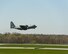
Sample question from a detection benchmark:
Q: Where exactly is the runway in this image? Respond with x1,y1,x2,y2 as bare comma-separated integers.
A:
0,47,68,50
0,44,68,50
39,48,68,50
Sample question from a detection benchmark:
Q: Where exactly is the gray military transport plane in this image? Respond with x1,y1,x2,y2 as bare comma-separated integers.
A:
10,21,37,30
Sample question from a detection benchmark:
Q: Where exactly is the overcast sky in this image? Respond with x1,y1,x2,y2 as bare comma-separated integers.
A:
0,0,68,34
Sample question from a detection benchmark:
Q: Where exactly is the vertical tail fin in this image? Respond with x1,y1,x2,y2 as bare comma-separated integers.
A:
10,21,15,28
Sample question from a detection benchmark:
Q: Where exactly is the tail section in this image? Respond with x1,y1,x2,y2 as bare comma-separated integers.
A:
10,21,15,28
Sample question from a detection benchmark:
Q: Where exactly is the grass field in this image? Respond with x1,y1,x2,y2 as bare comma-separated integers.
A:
0,44,68,54
0,49,68,54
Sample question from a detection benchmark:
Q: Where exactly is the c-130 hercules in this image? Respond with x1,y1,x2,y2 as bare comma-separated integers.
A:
10,21,37,30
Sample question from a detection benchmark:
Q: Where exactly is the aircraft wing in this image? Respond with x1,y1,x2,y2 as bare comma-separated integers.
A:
20,25,28,30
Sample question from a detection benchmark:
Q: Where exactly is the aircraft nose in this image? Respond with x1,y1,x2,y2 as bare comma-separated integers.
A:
34,25,37,28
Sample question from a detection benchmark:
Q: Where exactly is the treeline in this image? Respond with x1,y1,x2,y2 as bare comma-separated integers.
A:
0,33,68,44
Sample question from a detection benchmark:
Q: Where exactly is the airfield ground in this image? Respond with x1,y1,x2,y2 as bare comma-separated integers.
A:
0,44,68,54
